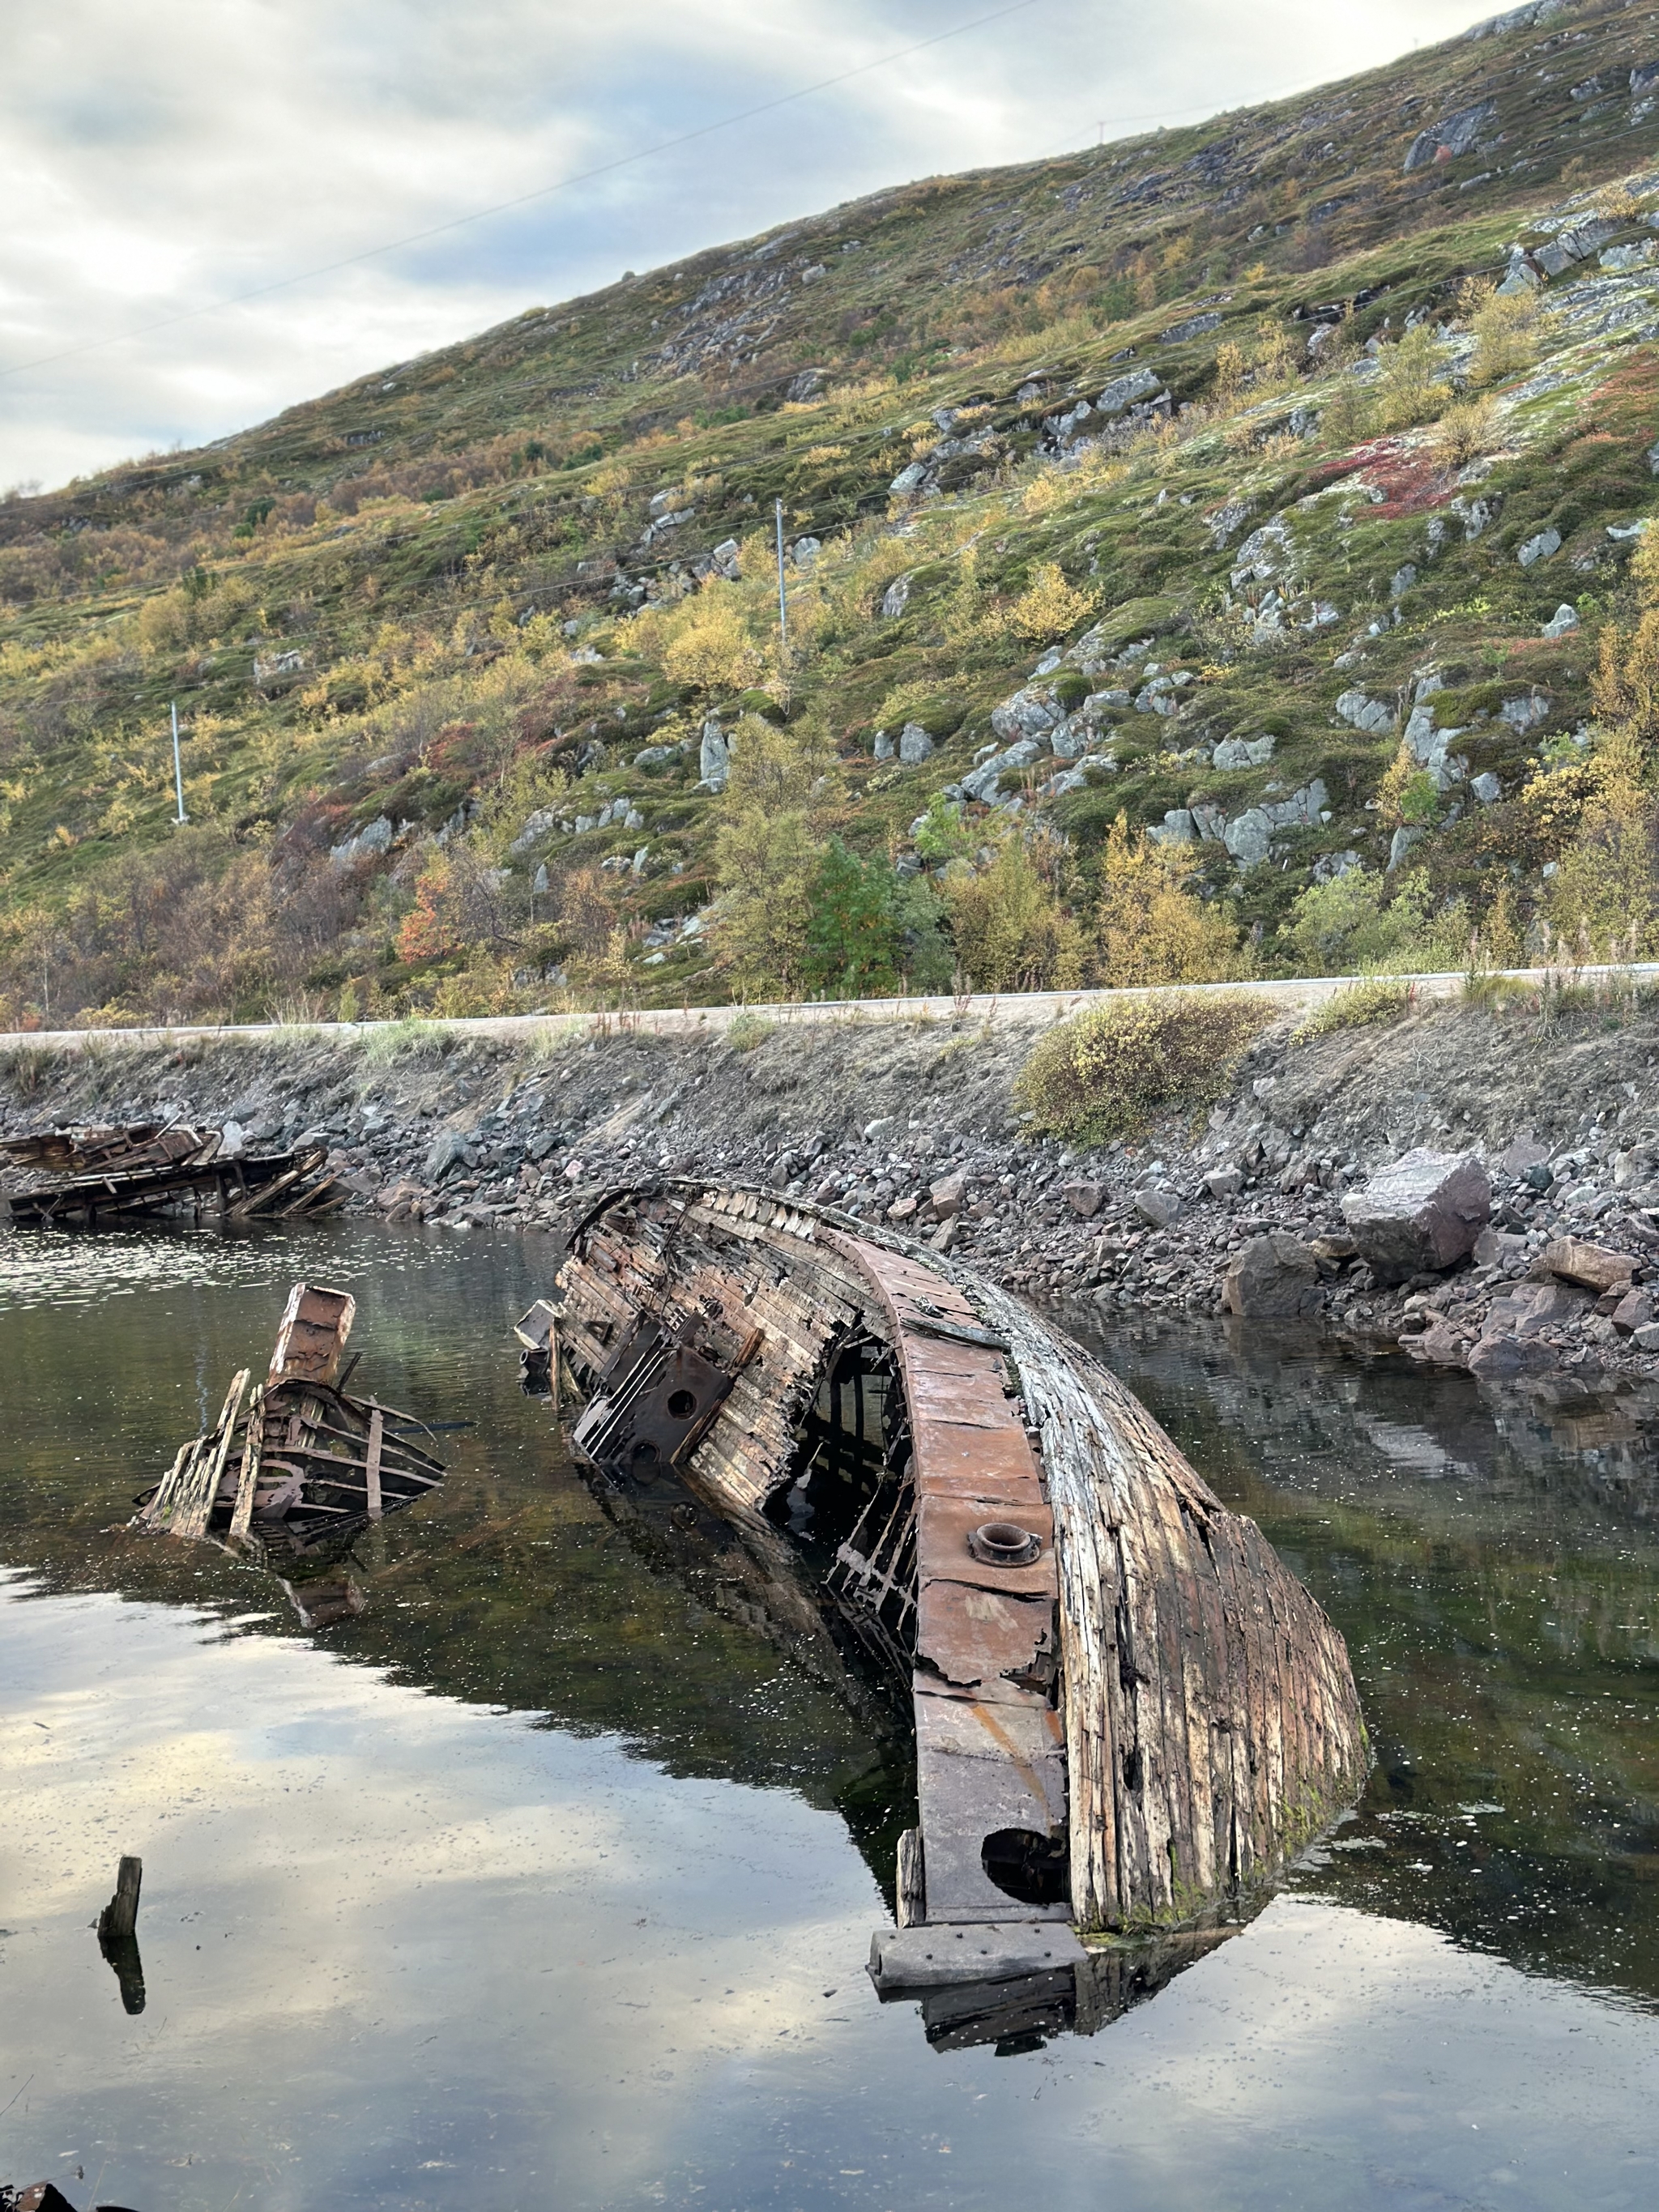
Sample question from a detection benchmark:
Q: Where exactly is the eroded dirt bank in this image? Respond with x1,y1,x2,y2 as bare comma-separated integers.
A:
6,997,1659,1395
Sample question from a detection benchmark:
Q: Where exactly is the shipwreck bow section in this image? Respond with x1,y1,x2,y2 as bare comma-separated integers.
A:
545,1182,1368,1952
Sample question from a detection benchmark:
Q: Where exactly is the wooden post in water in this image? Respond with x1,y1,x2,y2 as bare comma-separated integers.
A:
96,1855,146,2014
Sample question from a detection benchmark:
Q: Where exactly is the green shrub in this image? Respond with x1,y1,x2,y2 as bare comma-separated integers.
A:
1015,991,1276,1144
1294,976,1413,1038
726,1011,774,1051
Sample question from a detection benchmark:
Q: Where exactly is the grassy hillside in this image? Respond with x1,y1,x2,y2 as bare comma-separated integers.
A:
6,0,1659,1025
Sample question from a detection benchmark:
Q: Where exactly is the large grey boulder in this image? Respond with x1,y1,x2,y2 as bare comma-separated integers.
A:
698,718,731,792
1403,96,1497,171
1221,1232,1322,1318
1342,1149,1491,1282
989,687,1062,744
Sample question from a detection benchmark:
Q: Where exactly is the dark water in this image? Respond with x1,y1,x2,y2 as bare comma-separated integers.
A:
2,1219,1657,2212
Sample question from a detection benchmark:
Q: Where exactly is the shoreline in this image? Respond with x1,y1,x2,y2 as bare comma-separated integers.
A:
9,991,1659,1403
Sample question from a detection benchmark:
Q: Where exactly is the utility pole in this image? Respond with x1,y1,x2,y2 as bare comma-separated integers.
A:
170,702,188,825
774,498,788,650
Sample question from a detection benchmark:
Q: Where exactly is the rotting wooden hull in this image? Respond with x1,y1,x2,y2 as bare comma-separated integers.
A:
2,1121,346,1228
137,1281,447,1561
545,1181,1369,1959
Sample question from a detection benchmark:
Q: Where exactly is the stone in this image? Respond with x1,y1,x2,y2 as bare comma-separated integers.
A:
989,688,1063,744
1134,1186,1181,1230
1610,1288,1653,1334
1484,1281,1586,1337
1473,1225,1528,1267
1212,735,1275,769
1223,808,1273,867
698,718,730,792
1470,771,1502,804
863,1115,900,1141
1095,365,1162,416
1388,826,1423,870
425,1129,476,1182
632,743,681,770
881,573,913,619
1205,1167,1244,1200
1151,809,1196,844
1335,689,1396,735
962,739,1044,802
1541,603,1579,639
1498,1135,1550,1174
791,536,821,570
1541,1237,1636,1294
1061,1178,1107,1217
888,1194,919,1222
1403,96,1497,171
1517,527,1561,568
1342,1148,1491,1283
873,730,894,761
898,722,936,764
1401,1319,1471,1366
1499,688,1550,732
1466,1330,1556,1380
928,1170,967,1220
1634,1321,1659,1353
1220,1232,1321,1318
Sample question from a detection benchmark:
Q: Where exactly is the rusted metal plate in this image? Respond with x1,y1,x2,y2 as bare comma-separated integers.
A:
915,1494,1055,1597
269,1283,356,1383
913,1690,1070,1922
570,1319,737,1475
915,1582,1056,1701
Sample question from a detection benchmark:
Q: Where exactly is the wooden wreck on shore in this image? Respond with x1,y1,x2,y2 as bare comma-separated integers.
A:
532,1180,1369,2008
137,1282,447,1558
2,1122,345,1229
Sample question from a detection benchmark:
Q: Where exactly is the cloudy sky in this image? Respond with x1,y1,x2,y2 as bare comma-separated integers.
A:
2,0,1487,492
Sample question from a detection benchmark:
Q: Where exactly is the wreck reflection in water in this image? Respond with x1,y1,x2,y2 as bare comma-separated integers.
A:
2,1217,1657,2210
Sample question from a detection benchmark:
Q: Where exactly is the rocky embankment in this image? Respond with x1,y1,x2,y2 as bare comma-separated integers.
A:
7,996,1659,1396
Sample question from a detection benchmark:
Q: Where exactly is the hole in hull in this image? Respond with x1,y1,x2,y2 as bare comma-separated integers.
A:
981,1826,1070,1907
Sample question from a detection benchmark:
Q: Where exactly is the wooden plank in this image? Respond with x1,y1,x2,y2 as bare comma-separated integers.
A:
365,1406,384,1521
228,1384,266,1542
167,1370,249,1540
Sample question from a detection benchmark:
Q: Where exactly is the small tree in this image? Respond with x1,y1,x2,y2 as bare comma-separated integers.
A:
943,834,1085,991
803,839,901,997
1008,562,1097,646
1092,813,1251,986
711,808,819,999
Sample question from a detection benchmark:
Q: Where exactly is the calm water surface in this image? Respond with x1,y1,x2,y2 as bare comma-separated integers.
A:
2,1217,1657,2211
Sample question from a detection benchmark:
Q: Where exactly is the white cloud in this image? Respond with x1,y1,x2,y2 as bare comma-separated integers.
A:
1,2,1486,489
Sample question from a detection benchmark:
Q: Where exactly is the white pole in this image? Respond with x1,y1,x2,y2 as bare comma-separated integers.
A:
171,701,188,825
774,498,788,649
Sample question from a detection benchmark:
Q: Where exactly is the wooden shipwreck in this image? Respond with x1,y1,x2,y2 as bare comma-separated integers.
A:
536,1181,1369,2005
137,1281,446,1557
2,1122,346,1229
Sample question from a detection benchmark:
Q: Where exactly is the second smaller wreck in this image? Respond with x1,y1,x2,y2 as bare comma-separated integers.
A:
138,1281,446,1553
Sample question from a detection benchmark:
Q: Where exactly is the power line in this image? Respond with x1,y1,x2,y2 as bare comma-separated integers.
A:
0,0,1048,383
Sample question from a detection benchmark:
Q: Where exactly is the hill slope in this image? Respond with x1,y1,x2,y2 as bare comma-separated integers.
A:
6,0,1659,1025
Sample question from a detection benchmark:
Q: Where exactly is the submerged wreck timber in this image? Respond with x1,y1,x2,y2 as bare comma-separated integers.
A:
538,1182,1369,1992
2,1121,345,1228
137,1281,447,1557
